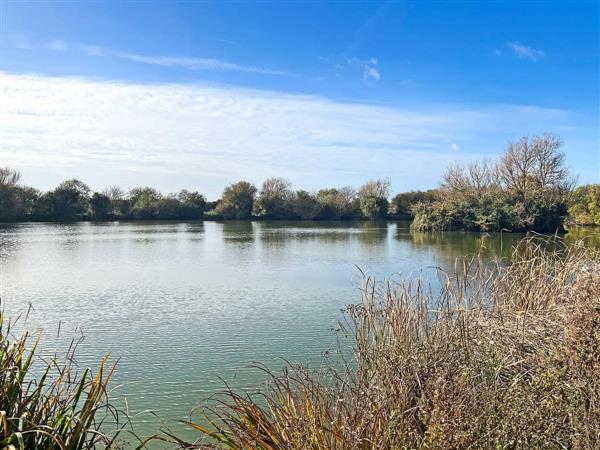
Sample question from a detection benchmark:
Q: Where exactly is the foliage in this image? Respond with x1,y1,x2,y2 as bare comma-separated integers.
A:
254,177,295,219
358,195,388,219
413,134,571,232
36,179,92,221
568,184,600,226
0,136,589,228
314,187,360,220
390,190,437,219
90,193,112,219
216,181,257,219
358,179,390,219
0,309,129,449
177,190,207,219
178,237,600,449
292,190,320,220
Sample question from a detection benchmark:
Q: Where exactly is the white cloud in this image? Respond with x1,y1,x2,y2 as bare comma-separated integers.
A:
15,40,33,50
47,40,67,51
364,66,381,82
508,42,545,61
0,73,585,197
450,143,459,151
329,56,381,82
362,58,380,82
61,42,285,75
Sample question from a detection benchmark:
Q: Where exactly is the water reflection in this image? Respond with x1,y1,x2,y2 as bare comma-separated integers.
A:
0,220,597,441
565,226,600,247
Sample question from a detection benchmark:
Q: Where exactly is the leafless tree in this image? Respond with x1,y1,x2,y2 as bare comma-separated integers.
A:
499,133,570,198
338,186,357,204
0,167,21,186
260,177,294,202
441,159,499,194
359,179,390,199
103,185,125,201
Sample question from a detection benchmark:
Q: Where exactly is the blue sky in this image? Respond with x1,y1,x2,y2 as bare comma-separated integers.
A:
1,1,598,198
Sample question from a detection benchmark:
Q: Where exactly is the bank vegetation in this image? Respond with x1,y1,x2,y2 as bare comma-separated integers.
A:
0,133,598,232
1,235,599,449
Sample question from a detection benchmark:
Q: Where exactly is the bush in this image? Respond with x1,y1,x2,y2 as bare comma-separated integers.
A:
568,184,600,226
215,181,257,220
390,190,437,219
412,134,571,232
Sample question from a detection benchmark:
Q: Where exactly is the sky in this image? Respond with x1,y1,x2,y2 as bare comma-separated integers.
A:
1,1,598,199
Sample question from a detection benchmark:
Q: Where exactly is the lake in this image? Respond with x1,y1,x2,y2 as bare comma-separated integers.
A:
0,221,595,441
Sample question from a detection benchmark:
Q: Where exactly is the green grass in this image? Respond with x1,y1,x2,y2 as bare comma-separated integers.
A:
0,310,137,449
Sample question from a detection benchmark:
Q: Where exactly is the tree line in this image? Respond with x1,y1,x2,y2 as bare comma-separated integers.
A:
0,170,394,222
0,133,598,231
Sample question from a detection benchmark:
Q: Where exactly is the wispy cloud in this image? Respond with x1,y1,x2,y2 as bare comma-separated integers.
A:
328,56,381,82
363,58,381,82
47,39,67,51
48,41,285,75
508,42,545,61
2,73,591,197
15,39,33,50
215,38,237,45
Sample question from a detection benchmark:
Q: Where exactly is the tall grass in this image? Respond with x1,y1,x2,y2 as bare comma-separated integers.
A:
2,236,598,449
181,236,600,449
0,310,130,450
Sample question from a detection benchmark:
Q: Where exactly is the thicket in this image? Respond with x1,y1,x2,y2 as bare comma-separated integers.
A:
411,134,573,232
568,184,600,226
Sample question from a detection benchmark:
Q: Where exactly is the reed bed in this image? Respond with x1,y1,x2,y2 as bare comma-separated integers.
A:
181,236,600,449
0,311,132,450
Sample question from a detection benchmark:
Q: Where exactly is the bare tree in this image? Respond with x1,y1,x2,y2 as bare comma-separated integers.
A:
103,186,125,201
260,177,294,202
441,163,470,193
359,179,391,199
441,159,499,194
338,186,357,204
0,167,21,186
499,133,570,198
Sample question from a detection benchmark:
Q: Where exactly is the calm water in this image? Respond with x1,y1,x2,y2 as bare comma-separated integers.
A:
0,221,596,441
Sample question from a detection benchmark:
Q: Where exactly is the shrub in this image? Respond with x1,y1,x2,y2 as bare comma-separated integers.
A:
215,181,257,220
568,184,600,226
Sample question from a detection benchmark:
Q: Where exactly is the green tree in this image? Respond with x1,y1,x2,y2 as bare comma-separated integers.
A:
47,179,91,220
0,168,39,221
412,134,571,232
177,190,206,219
128,187,161,219
215,181,257,219
90,193,112,219
293,190,319,220
103,186,129,216
358,179,390,219
568,184,600,226
255,177,295,219
390,190,437,219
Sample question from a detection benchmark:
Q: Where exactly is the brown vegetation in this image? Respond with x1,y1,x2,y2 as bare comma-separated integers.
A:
180,236,600,449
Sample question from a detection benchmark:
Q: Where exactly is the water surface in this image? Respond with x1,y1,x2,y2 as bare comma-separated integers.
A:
1,221,593,440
